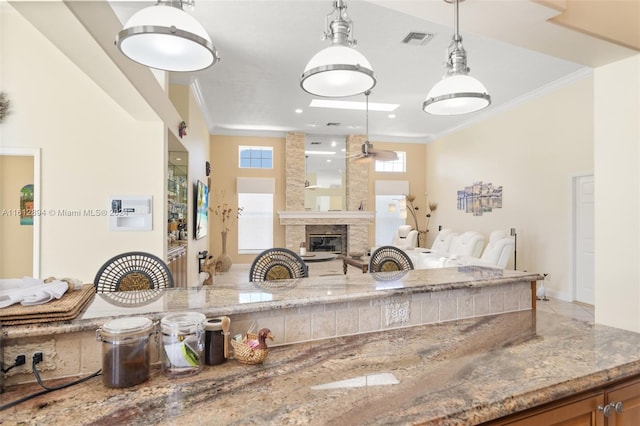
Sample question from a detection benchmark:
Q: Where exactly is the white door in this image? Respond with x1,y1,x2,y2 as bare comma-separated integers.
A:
575,175,595,305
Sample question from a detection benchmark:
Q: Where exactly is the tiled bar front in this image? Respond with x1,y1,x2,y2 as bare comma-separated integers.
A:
2,267,540,387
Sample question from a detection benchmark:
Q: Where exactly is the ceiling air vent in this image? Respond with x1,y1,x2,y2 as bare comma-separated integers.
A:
326,122,341,127
402,32,435,46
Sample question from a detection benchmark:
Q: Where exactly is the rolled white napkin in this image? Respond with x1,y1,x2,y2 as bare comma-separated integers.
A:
0,280,68,308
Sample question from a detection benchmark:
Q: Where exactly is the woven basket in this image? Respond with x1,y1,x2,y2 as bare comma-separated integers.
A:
230,332,269,365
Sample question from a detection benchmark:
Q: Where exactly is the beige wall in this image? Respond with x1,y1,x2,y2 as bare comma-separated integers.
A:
209,136,429,260
426,75,594,298
0,5,209,284
369,141,429,246
0,155,33,277
594,55,640,332
209,135,286,265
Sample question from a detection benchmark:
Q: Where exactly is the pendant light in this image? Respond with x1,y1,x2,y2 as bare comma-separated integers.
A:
116,0,219,72
423,0,490,115
300,0,376,98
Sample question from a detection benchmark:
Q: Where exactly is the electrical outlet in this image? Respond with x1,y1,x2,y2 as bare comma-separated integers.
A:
33,351,44,365
15,354,26,367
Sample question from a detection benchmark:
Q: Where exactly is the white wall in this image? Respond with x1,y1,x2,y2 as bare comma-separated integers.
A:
594,55,640,332
1,5,165,282
426,75,594,300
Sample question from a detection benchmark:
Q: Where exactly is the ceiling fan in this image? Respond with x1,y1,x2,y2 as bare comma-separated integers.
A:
350,90,399,163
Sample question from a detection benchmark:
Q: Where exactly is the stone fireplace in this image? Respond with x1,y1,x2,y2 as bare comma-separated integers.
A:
280,132,372,254
278,211,373,255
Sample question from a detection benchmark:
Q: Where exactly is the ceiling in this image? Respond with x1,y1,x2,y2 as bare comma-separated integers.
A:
109,0,638,146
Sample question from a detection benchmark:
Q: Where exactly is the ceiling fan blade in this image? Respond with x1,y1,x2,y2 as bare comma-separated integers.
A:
369,149,398,161
352,155,374,164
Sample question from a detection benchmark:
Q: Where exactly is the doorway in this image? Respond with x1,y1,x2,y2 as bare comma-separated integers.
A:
0,147,40,278
573,174,594,305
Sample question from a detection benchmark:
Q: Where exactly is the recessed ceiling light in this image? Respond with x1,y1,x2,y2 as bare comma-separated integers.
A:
331,141,337,147
388,114,396,119
310,99,399,112
295,108,303,114
327,159,332,163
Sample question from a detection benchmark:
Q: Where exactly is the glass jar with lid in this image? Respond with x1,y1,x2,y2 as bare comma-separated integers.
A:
160,311,206,377
97,316,155,388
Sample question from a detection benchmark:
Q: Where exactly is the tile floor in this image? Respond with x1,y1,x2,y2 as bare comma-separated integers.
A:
213,259,595,323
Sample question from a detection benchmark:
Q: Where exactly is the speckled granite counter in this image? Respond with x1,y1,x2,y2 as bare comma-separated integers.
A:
2,267,542,389
2,310,640,425
4,266,540,339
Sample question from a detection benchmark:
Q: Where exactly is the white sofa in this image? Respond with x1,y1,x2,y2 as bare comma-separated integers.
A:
429,228,457,254
417,230,486,269
390,225,418,250
462,234,514,268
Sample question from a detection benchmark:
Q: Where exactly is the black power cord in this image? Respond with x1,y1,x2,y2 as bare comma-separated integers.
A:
0,353,101,411
2,354,26,374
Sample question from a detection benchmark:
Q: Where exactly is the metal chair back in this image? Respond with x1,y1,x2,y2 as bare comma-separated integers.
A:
249,248,309,282
94,251,174,292
369,246,414,273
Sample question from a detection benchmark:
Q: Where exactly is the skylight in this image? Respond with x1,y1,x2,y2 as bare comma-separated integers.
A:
310,99,399,112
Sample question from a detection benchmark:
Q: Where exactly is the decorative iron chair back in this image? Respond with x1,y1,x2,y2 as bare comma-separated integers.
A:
369,246,414,273
94,251,174,293
249,248,309,282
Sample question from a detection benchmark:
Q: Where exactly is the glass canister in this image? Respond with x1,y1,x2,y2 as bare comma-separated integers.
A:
205,318,227,366
97,316,154,388
160,311,206,377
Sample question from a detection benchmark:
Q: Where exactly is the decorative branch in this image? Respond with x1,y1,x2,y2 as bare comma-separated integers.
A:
209,189,244,233
0,92,10,122
405,194,438,247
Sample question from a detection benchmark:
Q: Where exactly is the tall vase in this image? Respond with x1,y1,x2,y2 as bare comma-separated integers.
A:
216,231,233,273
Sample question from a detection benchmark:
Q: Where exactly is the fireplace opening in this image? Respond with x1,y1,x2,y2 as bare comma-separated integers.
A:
308,234,342,253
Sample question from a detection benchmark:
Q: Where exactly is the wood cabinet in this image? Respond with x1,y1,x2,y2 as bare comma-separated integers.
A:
485,376,640,426
607,378,640,426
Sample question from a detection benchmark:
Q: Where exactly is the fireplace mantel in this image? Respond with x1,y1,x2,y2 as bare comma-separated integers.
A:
278,211,374,225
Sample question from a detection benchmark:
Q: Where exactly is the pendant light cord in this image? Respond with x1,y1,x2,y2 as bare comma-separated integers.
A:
454,0,460,41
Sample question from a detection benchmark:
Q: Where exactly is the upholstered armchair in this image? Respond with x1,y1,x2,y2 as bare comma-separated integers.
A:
448,231,485,258
465,236,515,268
429,228,457,254
391,225,419,250
418,231,485,269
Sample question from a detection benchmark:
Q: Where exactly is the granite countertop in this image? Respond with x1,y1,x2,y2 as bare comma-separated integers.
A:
3,310,640,425
3,267,541,339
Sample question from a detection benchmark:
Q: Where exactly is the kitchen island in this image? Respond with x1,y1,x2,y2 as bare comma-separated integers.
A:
2,308,640,425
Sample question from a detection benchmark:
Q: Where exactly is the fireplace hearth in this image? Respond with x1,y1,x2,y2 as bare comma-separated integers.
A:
306,225,347,254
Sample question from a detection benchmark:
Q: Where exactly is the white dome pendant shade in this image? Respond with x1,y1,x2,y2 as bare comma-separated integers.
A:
300,0,375,98
302,45,375,98
424,74,490,115
423,0,490,115
116,1,219,72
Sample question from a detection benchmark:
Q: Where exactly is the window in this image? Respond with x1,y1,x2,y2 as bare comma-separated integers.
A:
374,180,409,246
237,194,273,254
375,195,406,246
239,146,273,169
375,151,406,172
237,178,275,254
